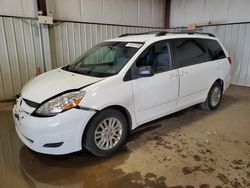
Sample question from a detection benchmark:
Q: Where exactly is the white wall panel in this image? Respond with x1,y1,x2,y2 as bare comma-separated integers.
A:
170,0,250,27
48,0,82,22
1,0,165,27
227,0,250,23
81,0,103,23
0,0,165,27
138,0,153,26
0,17,44,100
103,0,122,24
0,18,13,100
232,25,246,86
46,0,165,27
12,19,30,88
22,20,37,80
152,0,165,27
0,0,36,18
3,18,22,96
203,24,250,87
239,24,250,86
41,24,52,71
122,0,138,26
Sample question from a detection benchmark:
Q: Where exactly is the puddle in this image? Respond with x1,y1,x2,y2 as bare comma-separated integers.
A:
1,86,250,188
0,109,166,188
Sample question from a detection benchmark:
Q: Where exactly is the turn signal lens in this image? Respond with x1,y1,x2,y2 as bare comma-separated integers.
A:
63,97,83,110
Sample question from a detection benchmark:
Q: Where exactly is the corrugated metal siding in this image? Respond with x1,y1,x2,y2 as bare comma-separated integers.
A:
202,24,250,87
49,22,158,68
46,0,166,27
170,0,250,28
0,17,44,100
1,17,249,101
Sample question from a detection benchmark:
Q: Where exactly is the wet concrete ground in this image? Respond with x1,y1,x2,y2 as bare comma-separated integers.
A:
0,85,250,188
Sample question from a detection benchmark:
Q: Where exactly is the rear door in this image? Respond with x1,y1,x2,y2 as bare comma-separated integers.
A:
171,38,217,108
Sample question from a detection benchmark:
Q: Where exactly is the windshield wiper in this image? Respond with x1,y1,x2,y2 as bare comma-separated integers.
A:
62,65,114,78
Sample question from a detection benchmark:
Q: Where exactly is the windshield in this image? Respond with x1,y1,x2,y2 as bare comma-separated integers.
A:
63,42,143,77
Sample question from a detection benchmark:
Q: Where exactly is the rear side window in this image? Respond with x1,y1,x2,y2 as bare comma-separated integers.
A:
203,39,226,61
171,38,208,68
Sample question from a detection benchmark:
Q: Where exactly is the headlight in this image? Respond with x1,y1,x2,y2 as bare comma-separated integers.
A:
35,91,86,116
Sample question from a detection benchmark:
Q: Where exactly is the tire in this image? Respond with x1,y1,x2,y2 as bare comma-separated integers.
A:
83,109,128,157
200,82,223,111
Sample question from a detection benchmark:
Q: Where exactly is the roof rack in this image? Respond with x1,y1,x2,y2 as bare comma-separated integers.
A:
119,31,160,37
157,31,216,37
119,30,215,38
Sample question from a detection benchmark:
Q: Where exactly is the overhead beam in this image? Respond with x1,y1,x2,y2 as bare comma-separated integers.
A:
37,0,47,16
164,0,171,29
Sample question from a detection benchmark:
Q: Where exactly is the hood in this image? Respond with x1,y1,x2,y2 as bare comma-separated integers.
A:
21,68,103,103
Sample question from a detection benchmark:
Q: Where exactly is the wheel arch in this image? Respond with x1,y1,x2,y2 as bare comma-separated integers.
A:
82,105,133,148
101,105,133,133
214,78,224,92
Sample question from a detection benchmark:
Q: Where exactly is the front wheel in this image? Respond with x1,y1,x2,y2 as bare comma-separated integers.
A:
83,109,128,157
200,82,223,111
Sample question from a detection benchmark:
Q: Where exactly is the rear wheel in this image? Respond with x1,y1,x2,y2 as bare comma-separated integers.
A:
200,82,223,111
83,109,128,157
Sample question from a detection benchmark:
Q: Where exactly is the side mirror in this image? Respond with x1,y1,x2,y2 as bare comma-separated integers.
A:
136,66,154,77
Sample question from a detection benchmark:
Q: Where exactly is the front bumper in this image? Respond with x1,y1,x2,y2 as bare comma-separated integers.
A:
13,101,95,155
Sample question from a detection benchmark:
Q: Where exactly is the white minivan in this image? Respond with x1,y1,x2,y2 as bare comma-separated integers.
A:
13,31,232,157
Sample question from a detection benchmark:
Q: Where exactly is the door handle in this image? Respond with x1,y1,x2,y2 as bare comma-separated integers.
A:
170,74,178,79
180,71,188,77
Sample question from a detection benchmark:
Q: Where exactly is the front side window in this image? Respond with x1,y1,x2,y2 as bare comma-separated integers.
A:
136,40,171,73
64,42,143,77
172,38,208,68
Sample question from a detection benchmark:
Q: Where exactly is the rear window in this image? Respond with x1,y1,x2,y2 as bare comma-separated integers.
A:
202,39,226,61
171,38,208,68
171,38,226,68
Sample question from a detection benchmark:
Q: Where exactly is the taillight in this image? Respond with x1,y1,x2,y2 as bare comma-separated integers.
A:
228,57,232,65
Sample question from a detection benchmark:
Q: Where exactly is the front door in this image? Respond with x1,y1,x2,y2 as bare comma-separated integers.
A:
132,40,179,125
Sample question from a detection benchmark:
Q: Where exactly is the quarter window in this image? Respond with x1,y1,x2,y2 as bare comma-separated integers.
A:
203,39,226,61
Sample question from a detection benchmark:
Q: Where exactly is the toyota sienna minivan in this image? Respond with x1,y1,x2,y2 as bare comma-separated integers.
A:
13,31,232,157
